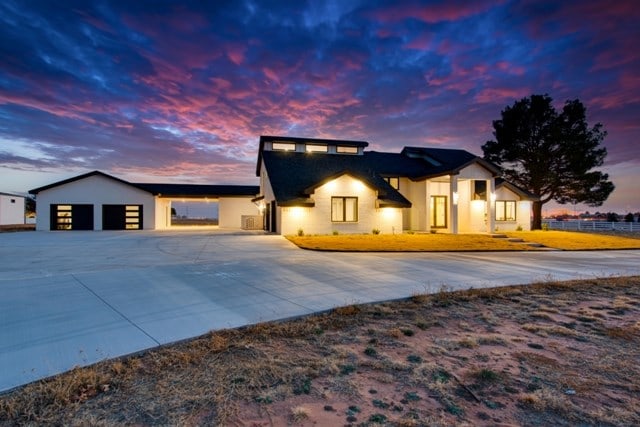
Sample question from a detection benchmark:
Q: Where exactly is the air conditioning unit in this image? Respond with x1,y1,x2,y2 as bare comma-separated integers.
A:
241,215,263,230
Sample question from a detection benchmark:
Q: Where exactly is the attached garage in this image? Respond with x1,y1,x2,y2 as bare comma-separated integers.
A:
30,171,260,231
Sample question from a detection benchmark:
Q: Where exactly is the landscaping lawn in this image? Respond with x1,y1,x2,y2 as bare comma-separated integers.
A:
1,276,639,426
506,230,640,250
287,233,536,251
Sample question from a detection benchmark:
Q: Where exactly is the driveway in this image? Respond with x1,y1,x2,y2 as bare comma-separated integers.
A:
1,230,639,392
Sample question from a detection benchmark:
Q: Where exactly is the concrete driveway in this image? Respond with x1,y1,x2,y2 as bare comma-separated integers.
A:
1,230,639,392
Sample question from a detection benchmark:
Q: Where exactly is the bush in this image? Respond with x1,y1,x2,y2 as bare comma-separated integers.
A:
297,228,304,236
372,228,381,235
332,230,339,235
516,225,523,231
541,223,549,231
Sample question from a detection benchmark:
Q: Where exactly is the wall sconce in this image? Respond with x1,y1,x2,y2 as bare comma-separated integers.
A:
452,192,459,205
490,192,496,202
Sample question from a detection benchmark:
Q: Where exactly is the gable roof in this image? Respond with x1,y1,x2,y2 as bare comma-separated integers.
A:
400,147,501,179
29,170,259,198
29,170,145,195
261,150,411,208
495,178,539,201
0,191,25,198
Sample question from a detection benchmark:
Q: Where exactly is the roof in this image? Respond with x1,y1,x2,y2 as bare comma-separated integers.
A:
400,147,501,179
134,183,259,198
29,170,258,198
29,171,141,195
495,178,539,201
256,135,369,176
0,191,25,198
261,150,412,208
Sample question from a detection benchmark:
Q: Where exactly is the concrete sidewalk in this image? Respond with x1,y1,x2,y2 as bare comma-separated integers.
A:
1,230,639,392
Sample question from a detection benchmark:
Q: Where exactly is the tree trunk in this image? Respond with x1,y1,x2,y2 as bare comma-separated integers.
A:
532,201,543,230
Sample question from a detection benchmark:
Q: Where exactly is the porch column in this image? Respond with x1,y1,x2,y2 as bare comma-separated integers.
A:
488,179,495,233
450,175,458,234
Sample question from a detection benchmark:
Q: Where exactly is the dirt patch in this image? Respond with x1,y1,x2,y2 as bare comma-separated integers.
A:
0,224,34,232
2,277,640,426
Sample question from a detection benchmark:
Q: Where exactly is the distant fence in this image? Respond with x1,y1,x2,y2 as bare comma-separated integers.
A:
544,220,640,232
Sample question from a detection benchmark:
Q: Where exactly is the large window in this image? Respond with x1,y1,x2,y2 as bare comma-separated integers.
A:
331,197,358,222
496,200,516,221
430,195,447,228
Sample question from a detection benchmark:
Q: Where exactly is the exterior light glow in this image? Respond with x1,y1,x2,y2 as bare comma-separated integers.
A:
352,180,365,191
490,192,496,202
452,192,459,205
290,207,305,219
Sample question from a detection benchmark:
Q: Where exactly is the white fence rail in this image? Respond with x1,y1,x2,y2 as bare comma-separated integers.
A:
544,220,640,232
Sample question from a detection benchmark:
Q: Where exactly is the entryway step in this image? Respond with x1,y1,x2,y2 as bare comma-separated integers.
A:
508,238,525,242
490,234,508,238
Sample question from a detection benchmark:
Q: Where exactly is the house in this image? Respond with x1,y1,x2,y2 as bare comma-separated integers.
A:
29,171,260,231
0,192,25,225
253,136,537,235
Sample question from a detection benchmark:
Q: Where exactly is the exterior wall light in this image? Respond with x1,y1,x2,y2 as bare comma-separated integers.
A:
453,192,459,205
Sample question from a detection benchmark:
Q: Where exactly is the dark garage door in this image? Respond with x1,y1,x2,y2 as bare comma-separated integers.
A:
102,205,143,230
50,204,94,230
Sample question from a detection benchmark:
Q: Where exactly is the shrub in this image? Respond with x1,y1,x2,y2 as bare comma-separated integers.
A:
332,230,339,235
541,223,549,231
297,228,304,236
372,228,381,235
516,225,523,231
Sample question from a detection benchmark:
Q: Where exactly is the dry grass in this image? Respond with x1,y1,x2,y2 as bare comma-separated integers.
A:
287,233,537,251
0,224,34,233
506,230,640,250
1,276,640,426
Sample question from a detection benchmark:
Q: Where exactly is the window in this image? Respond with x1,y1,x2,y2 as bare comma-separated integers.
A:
473,180,487,200
384,177,399,190
10,199,16,203
272,142,296,151
430,195,447,228
496,201,516,221
331,197,358,222
306,144,328,153
336,145,358,154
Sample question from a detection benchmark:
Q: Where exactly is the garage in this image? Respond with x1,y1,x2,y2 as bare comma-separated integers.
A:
102,205,143,230
50,204,94,230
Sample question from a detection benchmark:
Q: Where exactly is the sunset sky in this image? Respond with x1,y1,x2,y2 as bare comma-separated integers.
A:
0,0,638,213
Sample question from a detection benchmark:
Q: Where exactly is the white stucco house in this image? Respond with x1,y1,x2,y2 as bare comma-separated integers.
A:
0,192,25,225
253,136,537,235
29,171,259,231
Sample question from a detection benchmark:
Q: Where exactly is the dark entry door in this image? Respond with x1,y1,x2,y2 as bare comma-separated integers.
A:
270,200,276,232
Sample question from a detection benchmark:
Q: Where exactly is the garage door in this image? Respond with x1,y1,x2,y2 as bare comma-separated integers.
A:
102,205,143,230
50,204,94,230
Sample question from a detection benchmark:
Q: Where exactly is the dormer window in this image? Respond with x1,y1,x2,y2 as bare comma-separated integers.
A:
336,145,358,154
306,144,328,153
272,142,296,151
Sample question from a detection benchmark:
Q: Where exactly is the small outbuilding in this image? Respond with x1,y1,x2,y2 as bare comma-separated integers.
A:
29,171,260,231
0,192,25,225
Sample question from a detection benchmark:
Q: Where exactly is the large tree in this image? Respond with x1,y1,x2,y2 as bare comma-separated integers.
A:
482,94,614,229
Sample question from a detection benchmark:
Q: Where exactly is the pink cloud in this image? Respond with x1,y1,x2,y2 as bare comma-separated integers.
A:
370,0,503,23
474,87,529,104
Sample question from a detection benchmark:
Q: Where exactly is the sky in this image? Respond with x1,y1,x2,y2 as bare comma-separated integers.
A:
0,0,638,214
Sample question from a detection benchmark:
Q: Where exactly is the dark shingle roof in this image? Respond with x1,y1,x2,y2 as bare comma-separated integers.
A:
29,170,258,198
261,151,412,208
133,183,258,198
400,147,500,178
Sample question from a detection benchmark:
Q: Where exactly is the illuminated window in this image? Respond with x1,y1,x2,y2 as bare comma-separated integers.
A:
384,177,399,189
336,145,358,154
272,142,296,151
306,144,328,153
430,195,447,228
496,201,516,221
331,197,358,222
